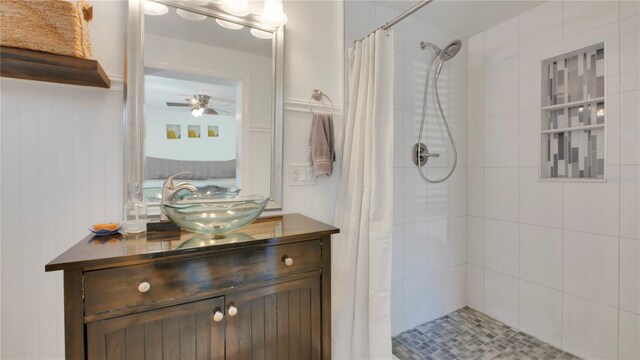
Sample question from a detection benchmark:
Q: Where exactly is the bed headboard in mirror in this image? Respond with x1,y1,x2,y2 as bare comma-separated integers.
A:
125,0,284,217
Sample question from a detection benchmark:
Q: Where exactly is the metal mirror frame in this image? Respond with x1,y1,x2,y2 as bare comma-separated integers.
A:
124,0,284,215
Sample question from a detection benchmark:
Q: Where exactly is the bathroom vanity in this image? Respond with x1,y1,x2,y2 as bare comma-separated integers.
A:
46,214,338,360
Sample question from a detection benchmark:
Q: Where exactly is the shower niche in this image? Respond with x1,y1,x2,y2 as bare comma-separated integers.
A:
541,42,605,180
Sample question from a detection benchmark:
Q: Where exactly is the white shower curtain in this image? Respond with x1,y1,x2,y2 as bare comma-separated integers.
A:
332,30,394,360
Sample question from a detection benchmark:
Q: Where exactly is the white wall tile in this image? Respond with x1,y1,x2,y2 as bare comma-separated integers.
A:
344,0,376,40
484,112,519,167
520,224,563,290
562,294,618,360
394,56,405,111
403,274,430,329
518,109,541,167
468,69,484,120
484,270,519,328
620,238,640,314
391,280,406,335
620,166,640,240
519,167,563,228
448,70,468,121
468,216,484,267
484,17,519,65
403,221,429,278
467,117,484,168
484,167,519,222
564,230,619,307
519,1,563,54
403,16,429,59
519,280,563,348
619,310,640,360
394,111,405,167
403,56,428,114
425,269,449,320
563,166,620,236
620,15,640,92
563,1,620,38
468,265,484,311
467,167,484,217
447,217,468,267
484,56,520,116
467,33,484,72
607,92,621,166
620,0,640,18
620,90,640,165
427,218,449,272
446,265,468,314
392,225,405,282
484,219,519,277
403,168,429,223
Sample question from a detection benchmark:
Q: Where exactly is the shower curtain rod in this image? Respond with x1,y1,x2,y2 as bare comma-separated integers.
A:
356,0,433,42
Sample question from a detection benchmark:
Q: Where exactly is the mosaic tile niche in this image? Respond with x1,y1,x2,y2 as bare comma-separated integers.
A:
541,43,605,179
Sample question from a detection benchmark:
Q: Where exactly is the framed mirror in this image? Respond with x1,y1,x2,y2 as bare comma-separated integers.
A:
125,0,284,218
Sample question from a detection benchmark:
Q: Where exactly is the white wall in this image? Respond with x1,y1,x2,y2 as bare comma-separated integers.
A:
0,0,343,358
467,1,640,359
345,1,470,336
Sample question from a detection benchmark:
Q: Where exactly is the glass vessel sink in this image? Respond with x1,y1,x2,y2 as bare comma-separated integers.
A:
161,192,269,235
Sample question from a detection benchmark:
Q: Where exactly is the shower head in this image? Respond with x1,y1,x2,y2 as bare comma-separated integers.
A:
420,39,462,61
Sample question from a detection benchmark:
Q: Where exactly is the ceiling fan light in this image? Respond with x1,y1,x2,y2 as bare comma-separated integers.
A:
259,0,287,27
176,8,207,21
216,18,244,30
221,0,250,17
250,28,273,40
191,107,205,117
144,0,168,16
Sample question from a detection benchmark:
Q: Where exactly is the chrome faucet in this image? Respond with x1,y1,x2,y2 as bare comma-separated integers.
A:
162,172,198,202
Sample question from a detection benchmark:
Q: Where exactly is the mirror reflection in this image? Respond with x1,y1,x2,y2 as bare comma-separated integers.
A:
142,2,275,204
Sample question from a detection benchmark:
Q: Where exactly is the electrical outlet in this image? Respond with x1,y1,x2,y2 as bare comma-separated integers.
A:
288,164,316,185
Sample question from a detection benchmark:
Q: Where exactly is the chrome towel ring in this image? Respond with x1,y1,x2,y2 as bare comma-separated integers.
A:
308,89,335,116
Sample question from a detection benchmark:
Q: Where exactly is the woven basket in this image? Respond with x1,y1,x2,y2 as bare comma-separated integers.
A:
0,0,93,59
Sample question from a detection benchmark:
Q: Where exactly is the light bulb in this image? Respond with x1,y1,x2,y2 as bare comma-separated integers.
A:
191,107,205,117
216,18,244,30
221,0,250,17
250,28,273,40
144,0,168,16
176,8,207,21
259,0,287,27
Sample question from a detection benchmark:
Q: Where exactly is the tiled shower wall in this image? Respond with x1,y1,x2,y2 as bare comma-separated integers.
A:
466,1,640,359
345,1,469,336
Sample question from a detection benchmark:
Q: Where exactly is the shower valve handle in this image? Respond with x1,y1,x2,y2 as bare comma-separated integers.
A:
423,152,440,158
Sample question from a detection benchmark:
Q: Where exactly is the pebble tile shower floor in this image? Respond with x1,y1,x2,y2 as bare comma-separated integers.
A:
392,307,581,360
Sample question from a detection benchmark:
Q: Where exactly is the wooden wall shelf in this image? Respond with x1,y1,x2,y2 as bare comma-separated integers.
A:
0,46,110,88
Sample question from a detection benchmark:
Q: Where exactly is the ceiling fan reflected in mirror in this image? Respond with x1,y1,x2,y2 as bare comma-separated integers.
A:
166,94,229,117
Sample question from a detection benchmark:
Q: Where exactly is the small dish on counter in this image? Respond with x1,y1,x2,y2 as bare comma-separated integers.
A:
89,224,122,236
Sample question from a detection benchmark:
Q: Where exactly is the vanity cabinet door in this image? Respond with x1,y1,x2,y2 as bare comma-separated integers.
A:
225,276,321,360
86,296,225,360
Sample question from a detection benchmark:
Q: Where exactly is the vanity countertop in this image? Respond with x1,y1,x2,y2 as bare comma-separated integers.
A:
45,213,339,272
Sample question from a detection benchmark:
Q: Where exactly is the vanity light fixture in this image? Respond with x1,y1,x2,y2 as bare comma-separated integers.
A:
259,0,287,27
221,0,250,17
250,28,273,40
216,18,244,30
144,0,169,16
176,8,207,21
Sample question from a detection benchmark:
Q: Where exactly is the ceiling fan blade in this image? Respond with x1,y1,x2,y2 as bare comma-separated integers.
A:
204,108,219,115
214,108,230,114
166,102,191,107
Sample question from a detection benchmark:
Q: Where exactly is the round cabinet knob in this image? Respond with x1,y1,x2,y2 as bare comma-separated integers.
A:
228,305,238,317
138,281,151,293
213,310,224,322
282,255,294,267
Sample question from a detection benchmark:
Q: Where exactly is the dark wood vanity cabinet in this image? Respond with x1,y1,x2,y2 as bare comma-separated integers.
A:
46,214,338,360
